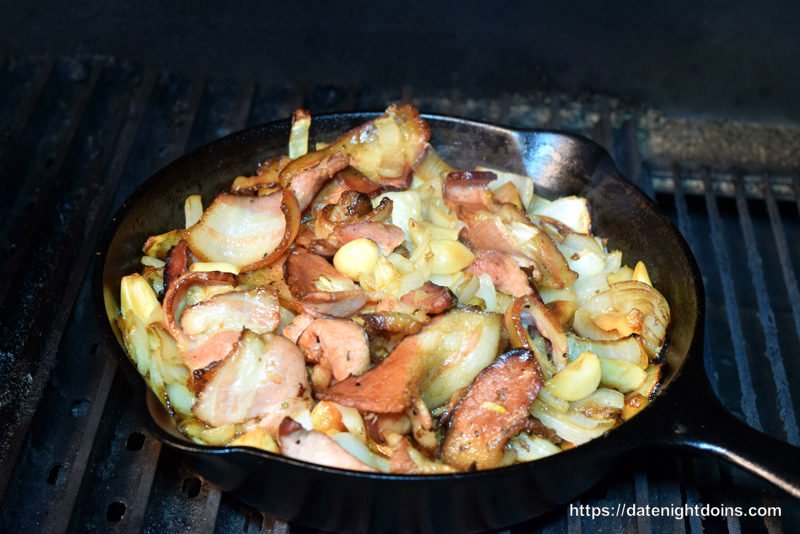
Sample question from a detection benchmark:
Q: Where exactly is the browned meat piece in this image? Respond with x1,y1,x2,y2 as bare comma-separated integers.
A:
319,309,501,413
180,287,280,336
285,247,367,317
442,170,497,210
280,104,430,207
281,313,316,343
317,334,424,413
400,281,457,315
296,318,370,383
442,349,542,470
336,167,383,196
278,418,377,472
281,152,351,211
314,192,393,239
466,250,532,297
161,270,239,369
329,222,405,255
362,312,424,337
458,205,576,289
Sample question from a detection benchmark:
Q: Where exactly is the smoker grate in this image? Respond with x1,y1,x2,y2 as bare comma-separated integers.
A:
0,55,797,533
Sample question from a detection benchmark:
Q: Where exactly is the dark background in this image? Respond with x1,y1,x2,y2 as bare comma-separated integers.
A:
1,0,799,123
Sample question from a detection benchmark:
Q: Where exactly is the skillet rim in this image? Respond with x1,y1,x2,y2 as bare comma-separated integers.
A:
93,110,705,482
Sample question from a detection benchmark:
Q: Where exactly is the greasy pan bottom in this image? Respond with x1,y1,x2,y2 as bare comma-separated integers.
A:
96,113,800,532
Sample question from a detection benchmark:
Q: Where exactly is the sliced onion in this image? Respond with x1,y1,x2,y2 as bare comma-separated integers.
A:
185,190,300,272
504,294,569,370
530,195,591,234
530,399,615,445
413,144,454,184
289,108,311,160
162,271,238,345
184,194,203,228
567,333,647,368
475,165,535,211
573,280,670,357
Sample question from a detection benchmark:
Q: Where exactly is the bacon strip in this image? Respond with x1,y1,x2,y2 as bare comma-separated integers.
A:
466,250,532,297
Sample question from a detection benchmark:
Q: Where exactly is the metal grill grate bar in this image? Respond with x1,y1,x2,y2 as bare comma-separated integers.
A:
59,72,205,532
763,176,800,362
0,61,105,501
732,174,800,444
0,58,54,173
701,170,763,428
39,66,157,534
0,61,101,302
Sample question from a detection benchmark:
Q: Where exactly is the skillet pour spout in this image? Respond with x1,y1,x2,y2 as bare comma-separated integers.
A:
96,112,800,532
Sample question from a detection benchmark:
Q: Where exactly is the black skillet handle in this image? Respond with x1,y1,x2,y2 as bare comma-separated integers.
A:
635,368,800,499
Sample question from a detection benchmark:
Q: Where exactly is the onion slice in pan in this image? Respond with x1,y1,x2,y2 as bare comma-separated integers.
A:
504,293,569,373
185,190,300,272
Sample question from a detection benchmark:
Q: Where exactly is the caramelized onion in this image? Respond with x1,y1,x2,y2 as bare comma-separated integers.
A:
162,271,238,344
504,293,569,371
163,239,190,293
337,167,383,196
280,104,429,195
231,155,290,194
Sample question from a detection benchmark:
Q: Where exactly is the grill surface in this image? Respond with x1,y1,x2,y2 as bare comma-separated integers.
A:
0,54,798,533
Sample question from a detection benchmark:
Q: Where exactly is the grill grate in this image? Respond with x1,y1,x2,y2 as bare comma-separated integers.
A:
0,55,798,533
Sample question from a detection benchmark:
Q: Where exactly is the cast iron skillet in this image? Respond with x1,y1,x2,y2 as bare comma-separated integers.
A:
96,112,800,533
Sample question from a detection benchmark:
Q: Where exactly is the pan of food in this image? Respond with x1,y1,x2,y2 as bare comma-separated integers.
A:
95,105,800,532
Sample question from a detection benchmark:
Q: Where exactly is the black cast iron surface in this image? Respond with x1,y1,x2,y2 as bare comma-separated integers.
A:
0,54,798,532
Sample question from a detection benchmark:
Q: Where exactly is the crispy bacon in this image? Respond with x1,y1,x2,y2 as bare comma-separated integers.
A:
314,192,393,240
317,334,425,413
162,271,238,347
280,153,350,211
319,309,501,412
180,287,280,336
231,155,290,193
336,167,383,196
279,104,430,197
